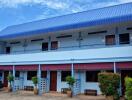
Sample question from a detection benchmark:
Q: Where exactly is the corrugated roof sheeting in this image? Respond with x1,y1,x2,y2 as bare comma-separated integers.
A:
0,2,132,38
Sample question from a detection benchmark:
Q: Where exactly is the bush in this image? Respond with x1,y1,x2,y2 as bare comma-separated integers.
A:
98,72,120,100
66,76,75,90
7,74,14,84
125,77,132,100
32,76,38,87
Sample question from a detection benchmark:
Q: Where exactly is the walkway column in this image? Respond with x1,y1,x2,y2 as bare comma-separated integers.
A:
113,62,116,73
38,64,41,95
12,65,15,92
71,63,74,77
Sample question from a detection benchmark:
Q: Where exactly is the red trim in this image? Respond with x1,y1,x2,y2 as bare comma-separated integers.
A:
41,64,71,71
116,62,132,69
74,63,113,70
15,65,38,71
0,65,13,70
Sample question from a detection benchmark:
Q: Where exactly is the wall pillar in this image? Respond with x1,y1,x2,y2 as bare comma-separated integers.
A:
113,62,116,73
37,64,41,95
71,63,74,77
115,27,119,45
48,36,51,51
12,65,15,92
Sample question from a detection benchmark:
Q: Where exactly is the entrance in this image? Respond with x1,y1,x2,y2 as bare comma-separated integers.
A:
50,71,57,91
4,71,9,87
121,70,132,95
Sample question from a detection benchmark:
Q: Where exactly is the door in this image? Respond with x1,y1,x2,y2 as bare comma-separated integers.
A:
121,70,132,95
50,71,57,91
105,35,115,45
4,71,9,87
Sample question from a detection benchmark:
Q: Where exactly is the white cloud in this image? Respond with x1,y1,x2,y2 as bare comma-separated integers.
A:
0,0,69,9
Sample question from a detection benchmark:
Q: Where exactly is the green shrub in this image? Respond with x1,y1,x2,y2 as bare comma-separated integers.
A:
7,74,14,84
32,76,38,87
66,76,75,90
98,72,120,100
125,77,132,100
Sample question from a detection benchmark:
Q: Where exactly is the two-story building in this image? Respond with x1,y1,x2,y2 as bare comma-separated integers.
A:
0,2,132,95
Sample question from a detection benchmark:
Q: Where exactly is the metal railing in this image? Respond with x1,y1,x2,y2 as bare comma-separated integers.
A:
1,43,132,55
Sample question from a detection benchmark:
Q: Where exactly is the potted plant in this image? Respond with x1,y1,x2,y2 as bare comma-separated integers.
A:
32,76,38,95
66,76,75,97
7,73,14,92
98,72,120,100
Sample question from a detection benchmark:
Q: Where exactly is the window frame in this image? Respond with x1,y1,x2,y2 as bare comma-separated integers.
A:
119,33,130,44
61,71,71,82
86,71,100,82
27,71,37,80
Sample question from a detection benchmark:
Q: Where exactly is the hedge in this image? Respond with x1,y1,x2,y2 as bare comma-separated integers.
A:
125,77,132,100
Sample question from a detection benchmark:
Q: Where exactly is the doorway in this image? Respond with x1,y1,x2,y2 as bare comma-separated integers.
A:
50,71,57,91
4,71,9,87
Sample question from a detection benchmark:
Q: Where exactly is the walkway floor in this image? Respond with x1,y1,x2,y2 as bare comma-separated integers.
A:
0,90,124,100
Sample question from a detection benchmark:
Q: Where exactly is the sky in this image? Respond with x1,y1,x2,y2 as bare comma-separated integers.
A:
0,0,132,31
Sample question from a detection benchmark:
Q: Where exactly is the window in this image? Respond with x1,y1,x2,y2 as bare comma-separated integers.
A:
51,41,58,50
105,35,115,45
6,47,10,54
15,71,20,77
86,71,100,82
27,71,37,80
61,71,71,81
119,33,130,44
42,42,48,51
41,71,47,78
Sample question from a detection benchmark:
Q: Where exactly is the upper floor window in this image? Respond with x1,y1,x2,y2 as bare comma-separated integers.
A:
6,47,11,54
61,71,71,82
105,35,115,45
119,33,130,44
51,41,58,50
86,71,100,82
42,42,48,51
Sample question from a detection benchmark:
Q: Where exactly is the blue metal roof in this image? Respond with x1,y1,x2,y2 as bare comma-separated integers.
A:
0,2,132,39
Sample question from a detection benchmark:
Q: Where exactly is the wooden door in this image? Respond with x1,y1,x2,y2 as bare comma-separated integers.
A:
50,71,57,91
4,71,9,87
105,35,115,45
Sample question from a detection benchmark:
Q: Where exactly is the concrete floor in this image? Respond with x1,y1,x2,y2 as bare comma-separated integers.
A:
0,90,124,100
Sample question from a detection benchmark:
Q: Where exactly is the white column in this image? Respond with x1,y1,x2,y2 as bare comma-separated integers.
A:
12,65,15,92
114,62,116,73
38,64,41,95
71,63,74,77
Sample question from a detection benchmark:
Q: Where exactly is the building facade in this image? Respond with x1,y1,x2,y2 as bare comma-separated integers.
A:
0,3,132,95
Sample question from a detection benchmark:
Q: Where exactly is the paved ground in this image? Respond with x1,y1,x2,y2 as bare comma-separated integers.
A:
0,90,106,100
0,90,124,100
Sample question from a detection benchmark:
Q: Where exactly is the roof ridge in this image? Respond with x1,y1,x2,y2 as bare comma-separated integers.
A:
5,2,132,28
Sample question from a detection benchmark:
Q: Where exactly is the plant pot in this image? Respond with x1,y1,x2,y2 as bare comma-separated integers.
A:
67,90,72,97
106,96,114,100
34,87,38,95
7,86,12,92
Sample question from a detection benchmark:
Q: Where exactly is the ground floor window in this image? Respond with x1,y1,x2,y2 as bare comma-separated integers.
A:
41,71,47,78
61,71,71,82
86,71,100,82
15,71,20,78
27,71,37,80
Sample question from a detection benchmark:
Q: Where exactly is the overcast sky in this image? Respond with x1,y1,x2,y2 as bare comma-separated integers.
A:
0,0,132,31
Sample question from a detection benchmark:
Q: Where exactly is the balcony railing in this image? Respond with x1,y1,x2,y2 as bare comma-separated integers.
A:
2,43,132,55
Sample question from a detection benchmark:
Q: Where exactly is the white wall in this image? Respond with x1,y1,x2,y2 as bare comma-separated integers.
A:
56,70,101,94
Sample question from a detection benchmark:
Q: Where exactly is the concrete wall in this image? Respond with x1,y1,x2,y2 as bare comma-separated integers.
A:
1,23,131,54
